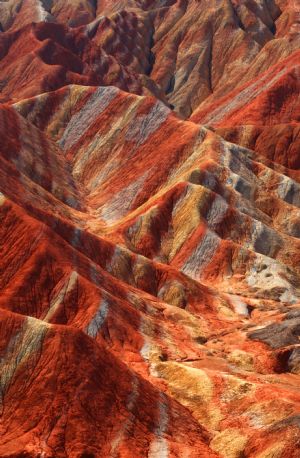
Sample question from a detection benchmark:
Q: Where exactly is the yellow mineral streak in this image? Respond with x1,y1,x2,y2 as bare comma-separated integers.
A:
227,349,254,371
245,400,295,429
163,304,209,341
48,85,88,139
169,184,208,259
221,374,255,403
155,361,222,431
256,443,285,458
210,428,248,458
0,192,5,205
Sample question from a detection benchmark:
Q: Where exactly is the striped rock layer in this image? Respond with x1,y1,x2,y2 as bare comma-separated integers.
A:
0,1,300,457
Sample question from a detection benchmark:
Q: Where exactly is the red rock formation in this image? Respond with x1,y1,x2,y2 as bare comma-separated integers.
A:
0,1,300,457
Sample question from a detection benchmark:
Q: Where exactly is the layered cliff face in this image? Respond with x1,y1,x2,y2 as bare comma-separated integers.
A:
0,1,300,457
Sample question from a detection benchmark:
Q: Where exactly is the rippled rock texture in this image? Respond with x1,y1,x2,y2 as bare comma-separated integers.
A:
0,1,300,457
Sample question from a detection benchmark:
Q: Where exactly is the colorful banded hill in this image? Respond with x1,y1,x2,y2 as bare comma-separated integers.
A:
0,1,300,457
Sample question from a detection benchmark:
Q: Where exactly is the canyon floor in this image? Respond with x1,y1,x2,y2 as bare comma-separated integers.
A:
0,1,300,457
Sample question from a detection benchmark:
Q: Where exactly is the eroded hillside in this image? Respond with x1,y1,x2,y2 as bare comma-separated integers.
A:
0,1,300,457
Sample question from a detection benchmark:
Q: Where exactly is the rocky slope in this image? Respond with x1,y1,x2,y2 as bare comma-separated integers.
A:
0,1,300,457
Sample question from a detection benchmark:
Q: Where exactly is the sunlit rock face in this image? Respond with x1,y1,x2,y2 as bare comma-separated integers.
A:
0,0,300,456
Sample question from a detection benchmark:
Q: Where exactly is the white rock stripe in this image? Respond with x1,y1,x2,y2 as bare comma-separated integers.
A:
0,317,49,410
99,171,149,223
181,228,220,279
125,101,170,147
86,298,109,338
148,392,169,458
203,67,287,125
277,175,300,207
83,97,142,189
59,86,119,150
110,374,140,457
206,194,228,230
227,294,249,317
139,307,157,363
36,0,49,21
44,271,78,322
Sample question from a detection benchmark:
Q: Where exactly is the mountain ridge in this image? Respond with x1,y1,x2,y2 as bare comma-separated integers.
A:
0,1,300,457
